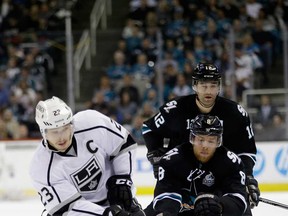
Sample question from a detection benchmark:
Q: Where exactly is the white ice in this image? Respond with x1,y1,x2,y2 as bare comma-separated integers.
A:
1,192,288,216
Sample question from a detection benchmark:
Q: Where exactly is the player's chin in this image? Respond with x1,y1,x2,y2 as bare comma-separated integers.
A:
204,96,214,102
57,143,69,151
198,154,211,163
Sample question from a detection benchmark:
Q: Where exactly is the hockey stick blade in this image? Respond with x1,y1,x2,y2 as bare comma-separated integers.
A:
259,197,288,210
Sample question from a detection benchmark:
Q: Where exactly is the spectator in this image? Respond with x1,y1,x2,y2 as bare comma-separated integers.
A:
254,94,279,129
138,101,156,121
234,43,254,102
163,63,178,100
130,114,145,145
164,38,185,70
118,74,140,105
86,91,114,117
189,8,211,37
232,19,249,43
125,24,143,53
11,79,37,110
95,75,116,103
177,26,193,51
219,0,240,21
252,18,276,71
155,0,171,28
182,60,194,85
130,53,154,80
122,18,137,39
172,73,192,97
7,92,26,122
106,50,130,80
2,108,20,139
255,113,287,141
129,0,156,24
0,118,9,139
5,56,20,84
135,37,157,63
0,79,10,109
214,8,231,39
116,91,138,125
142,87,158,110
245,0,263,20
18,123,29,139
164,8,186,39
193,35,213,63
241,33,266,86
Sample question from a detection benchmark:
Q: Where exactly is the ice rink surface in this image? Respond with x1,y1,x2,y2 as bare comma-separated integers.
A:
1,192,288,216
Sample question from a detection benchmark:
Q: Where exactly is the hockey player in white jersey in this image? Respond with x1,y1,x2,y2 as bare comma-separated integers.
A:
29,96,145,216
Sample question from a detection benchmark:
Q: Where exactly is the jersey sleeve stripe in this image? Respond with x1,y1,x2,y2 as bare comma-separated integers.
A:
50,194,82,215
47,153,61,203
119,134,136,152
153,192,182,209
71,208,102,215
75,126,125,139
128,151,132,175
238,153,257,164
142,124,151,135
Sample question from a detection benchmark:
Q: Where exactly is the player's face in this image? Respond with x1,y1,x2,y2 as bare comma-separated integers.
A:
192,134,218,163
194,80,220,106
45,124,73,152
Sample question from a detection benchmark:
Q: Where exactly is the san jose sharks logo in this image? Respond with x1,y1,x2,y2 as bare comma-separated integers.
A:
187,169,215,187
202,172,215,187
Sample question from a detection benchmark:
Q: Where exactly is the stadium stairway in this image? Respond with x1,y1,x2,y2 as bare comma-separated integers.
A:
49,0,130,108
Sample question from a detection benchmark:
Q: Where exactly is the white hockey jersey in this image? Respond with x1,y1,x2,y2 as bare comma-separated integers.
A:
29,109,138,216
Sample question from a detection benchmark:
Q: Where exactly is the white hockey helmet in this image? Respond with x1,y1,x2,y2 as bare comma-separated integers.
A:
35,96,73,133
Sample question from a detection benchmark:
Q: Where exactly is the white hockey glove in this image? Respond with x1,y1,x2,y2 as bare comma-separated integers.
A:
246,175,260,208
194,193,222,216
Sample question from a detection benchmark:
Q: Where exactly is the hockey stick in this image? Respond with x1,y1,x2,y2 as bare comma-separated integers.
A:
259,197,288,210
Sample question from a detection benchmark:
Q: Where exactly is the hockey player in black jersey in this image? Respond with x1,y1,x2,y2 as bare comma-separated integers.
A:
142,63,259,215
152,115,248,216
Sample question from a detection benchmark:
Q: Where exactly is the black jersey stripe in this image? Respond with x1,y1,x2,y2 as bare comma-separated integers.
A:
128,151,132,175
74,125,124,139
71,209,102,215
47,152,61,203
120,134,136,151
51,195,82,215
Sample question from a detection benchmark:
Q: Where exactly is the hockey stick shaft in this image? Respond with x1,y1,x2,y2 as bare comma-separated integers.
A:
259,197,288,210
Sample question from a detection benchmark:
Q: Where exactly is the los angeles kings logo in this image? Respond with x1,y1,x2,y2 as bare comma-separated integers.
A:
71,156,102,192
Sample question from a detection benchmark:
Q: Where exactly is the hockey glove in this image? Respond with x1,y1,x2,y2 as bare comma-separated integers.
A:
103,205,130,216
106,175,133,211
246,175,260,208
194,193,222,216
147,148,166,179
156,212,175,216
130,198,146,216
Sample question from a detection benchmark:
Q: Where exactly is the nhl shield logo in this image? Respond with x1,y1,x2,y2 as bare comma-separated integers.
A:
202,172,215,187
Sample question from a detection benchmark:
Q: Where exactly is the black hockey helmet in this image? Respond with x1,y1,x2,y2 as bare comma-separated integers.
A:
192,62,221,83
190,115,223,146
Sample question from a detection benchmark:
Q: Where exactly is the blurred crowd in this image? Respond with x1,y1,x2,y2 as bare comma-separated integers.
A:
85,0,288,143
0,0,288,141
0,0,69,139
